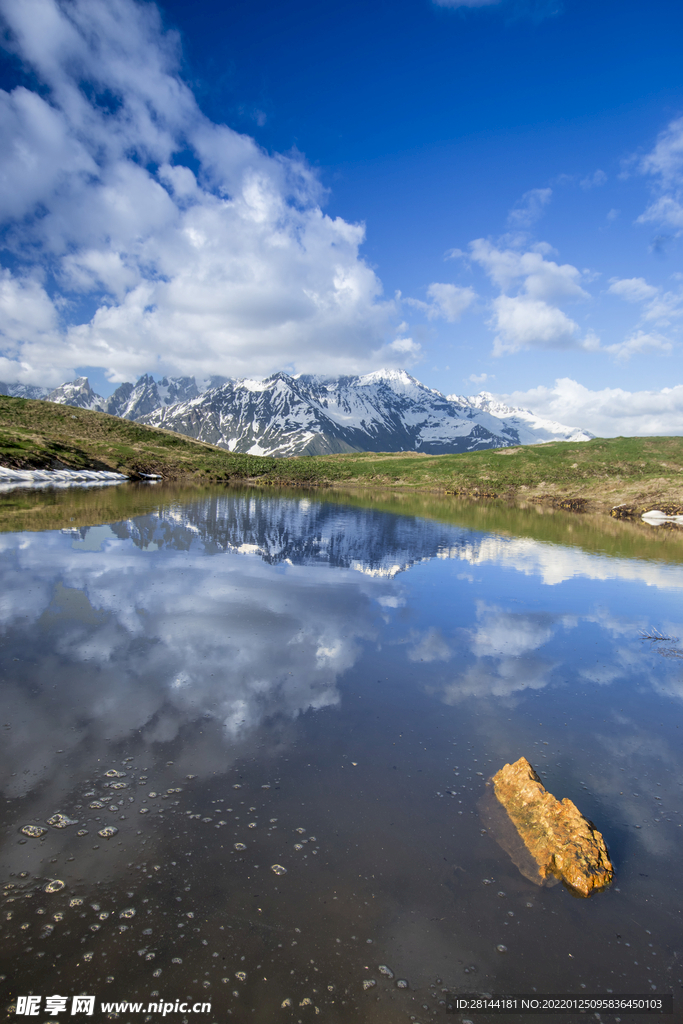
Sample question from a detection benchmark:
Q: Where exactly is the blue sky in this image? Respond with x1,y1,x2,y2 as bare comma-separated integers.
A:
1,0,683,434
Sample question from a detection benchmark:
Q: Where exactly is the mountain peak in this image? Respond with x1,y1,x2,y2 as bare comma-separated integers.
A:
9,369,591,455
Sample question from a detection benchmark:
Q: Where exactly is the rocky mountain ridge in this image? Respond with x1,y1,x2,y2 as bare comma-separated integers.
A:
0,369,591,456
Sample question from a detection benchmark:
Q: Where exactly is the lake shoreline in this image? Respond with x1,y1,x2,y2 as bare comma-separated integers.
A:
2,394,682,516
240,474,683,518
2,460,683,518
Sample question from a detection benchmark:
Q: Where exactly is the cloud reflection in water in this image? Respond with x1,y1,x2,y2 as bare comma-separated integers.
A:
1,492,683,812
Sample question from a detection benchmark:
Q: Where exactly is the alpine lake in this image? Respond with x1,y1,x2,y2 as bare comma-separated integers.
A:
2,483,683,1024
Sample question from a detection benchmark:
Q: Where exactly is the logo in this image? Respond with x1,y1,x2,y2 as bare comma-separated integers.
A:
15,997,95,1016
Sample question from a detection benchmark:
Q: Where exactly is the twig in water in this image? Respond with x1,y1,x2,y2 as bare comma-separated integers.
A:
639,628,678,642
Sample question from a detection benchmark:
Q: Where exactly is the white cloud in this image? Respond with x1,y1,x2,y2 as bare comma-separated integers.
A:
468,372,491,384
499,377,683,436
607,277,658,303
645,290,683,322
638,196,683,230
606,276,683,340
639,116,683,186
0,0,399,386
427,282,476,320
603,330,672,361
489,295,583,355
470,239,588,302
386,336,421,357
507,187,552,228
468,239,594,354
637,116,683,231
405,282,476,322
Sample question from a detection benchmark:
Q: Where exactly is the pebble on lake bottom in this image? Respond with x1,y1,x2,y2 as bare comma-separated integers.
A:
496,944,508,953
271,864,287,875
21,825,47,838
47,813,78,829
98,827,118,838
44,880,65,894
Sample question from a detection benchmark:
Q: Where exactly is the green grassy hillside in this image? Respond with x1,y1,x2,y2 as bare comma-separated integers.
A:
0,395,277,480
271,437,683,510
1,395,682,511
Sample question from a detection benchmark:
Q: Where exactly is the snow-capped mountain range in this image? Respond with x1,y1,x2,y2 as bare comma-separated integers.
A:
0,369,591,456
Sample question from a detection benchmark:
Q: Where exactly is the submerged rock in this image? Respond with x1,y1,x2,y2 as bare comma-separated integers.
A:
490,757,613,898
47,813,78,829
21,825,48,838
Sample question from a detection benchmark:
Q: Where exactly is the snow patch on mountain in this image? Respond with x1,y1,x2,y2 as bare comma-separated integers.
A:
0,369,592,456
449,391,592,444
47,377,106,411
0,381,53,400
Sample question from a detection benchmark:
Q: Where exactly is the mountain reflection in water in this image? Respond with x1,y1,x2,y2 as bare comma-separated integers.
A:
1,490,683,1022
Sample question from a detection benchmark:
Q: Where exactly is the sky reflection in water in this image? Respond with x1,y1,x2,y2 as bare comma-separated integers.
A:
1,492,683,1021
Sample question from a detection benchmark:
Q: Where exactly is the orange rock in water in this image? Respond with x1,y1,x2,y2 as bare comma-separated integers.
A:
491,757,614,898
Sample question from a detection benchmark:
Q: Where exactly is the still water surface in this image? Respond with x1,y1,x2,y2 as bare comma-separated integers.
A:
2,488,683,1022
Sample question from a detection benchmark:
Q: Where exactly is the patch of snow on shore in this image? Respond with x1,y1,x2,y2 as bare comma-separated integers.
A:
0,467,128,493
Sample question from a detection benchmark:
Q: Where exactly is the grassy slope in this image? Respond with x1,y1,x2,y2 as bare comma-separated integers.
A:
268,437,683,506
0,395,278,479
1,395,682,509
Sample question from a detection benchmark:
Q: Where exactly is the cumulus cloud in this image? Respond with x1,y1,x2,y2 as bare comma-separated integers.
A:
639,197,683,230
499,377,683,436
507,187,552,228
603,330,672,361
637,116,683,231
405,282,476,322
607,277,659,303
489,295,583,355
0,0,402,387
607,275,682,345
639,116,683,187
468,238,594,354
469,239,588,301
